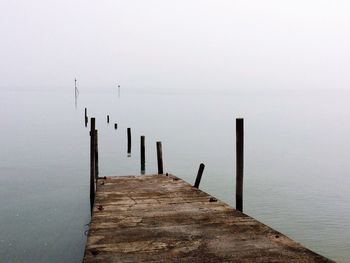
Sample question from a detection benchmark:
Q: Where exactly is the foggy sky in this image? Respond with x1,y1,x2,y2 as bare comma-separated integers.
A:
1,0,350,91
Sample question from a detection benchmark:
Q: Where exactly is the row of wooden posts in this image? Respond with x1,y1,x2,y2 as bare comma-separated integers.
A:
87,117,166,213
85,108,118,130
85,108,244,214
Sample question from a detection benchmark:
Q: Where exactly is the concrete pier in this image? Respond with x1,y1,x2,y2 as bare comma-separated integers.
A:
84,174,333,262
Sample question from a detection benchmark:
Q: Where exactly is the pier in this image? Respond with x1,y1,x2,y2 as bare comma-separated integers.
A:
84,174,333,262
83,116,333,262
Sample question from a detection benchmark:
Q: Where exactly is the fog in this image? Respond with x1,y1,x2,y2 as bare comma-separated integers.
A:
1,0,350,91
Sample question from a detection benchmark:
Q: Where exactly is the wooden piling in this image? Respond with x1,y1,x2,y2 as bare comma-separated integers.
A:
194,163,205,188
85,108,88,127
114,123,118,130
141,136,145,173
236,118,244,212
94,130,99,183
107,115,109,123
90,117,96,213
156,141,163,174
127,128,131,154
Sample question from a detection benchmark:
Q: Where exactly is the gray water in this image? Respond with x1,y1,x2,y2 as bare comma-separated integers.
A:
0,88,349,262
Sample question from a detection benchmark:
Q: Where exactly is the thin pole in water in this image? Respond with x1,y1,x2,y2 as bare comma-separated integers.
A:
236,118,244,212
74,78,79,109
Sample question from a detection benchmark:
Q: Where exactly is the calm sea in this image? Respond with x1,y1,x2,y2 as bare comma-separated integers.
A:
0,88,349,262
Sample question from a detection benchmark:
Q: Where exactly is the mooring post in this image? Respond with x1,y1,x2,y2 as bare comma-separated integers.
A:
107,115,109,123
156,141,163,174
114,123,118,130
141,136,145,173
236,118,244,212
85,108,88,127
194,163,205,188
90,117,96,214
94,129,99,183
127,128,131,154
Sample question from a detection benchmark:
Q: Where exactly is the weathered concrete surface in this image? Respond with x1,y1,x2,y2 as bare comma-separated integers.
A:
84,174,333,262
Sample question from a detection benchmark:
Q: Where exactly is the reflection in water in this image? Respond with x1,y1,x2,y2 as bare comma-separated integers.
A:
118,84,120,98
75,93,78,109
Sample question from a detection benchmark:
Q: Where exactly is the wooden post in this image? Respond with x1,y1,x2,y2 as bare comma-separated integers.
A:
156,141,163,174
194,163,205,188
127,128,131,154
236,118,244,212
85,108,88,127
140,136,145,173
95,130,99,183
114,123,118,130
90,117,96,214
107,115,109,123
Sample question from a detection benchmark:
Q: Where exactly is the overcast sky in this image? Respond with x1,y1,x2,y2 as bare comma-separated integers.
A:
1,0,350,91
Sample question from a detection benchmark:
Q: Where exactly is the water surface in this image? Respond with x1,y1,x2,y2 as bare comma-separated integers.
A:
0,88,349,262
